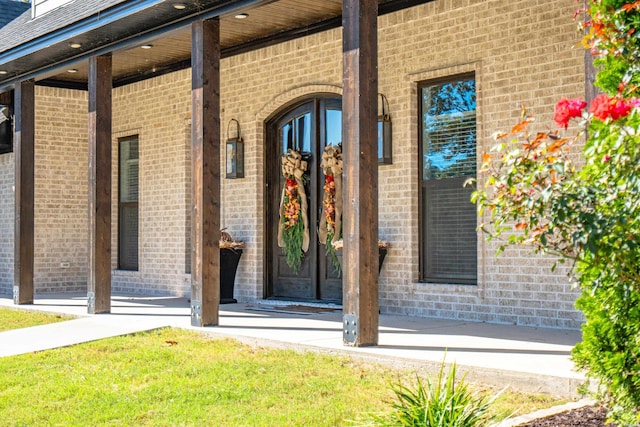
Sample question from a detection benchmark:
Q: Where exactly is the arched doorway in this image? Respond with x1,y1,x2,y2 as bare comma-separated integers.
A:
265,95,342,302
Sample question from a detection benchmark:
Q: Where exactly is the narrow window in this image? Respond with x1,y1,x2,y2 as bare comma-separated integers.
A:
0,98,12,155
118,136,139,271
419,74,477,284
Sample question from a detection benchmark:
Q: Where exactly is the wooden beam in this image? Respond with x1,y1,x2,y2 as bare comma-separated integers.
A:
87,54,112,314
341,0,379,346
13,81,35,305
584,1,598,103
585,52,598,104
191,18,221,327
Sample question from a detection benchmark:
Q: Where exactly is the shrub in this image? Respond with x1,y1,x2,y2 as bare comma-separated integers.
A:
472,1,640,423
360,362,495,427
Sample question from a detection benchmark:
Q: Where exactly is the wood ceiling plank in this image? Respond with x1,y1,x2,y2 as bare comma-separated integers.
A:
44,0,405,84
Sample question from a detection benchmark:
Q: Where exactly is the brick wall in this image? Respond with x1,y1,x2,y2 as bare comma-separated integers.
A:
33,87,89,293
216,0,585,327
372,0,585,328
1,0,585,328
0,87,88,295
223,35,343,300
111,72,192,295
0,152,13,294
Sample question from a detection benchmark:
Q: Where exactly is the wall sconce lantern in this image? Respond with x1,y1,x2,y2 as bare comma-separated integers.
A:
378,94,392,165
226,119,244,179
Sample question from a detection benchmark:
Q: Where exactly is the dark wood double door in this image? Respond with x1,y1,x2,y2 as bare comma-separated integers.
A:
266,96,342,302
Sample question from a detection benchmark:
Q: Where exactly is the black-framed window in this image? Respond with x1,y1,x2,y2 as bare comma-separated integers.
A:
118,135,139,271
419,74,477,284
0,104,13,155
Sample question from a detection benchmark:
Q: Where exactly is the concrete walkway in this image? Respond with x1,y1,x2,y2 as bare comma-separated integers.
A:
0,293,585,398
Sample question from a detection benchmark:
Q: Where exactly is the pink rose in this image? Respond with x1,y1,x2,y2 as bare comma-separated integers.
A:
589,94,632,121
554,98,587,129
589,94,613,122
610,98,632,120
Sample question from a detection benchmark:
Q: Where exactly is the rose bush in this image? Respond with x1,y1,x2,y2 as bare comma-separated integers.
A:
472,1,640,424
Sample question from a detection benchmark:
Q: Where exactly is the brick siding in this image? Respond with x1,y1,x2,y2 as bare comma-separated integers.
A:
0,0,585,328
0,87,88,295
33,87,89,293
0,152,13,292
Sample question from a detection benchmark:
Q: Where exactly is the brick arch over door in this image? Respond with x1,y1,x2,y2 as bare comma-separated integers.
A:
255,85,343,123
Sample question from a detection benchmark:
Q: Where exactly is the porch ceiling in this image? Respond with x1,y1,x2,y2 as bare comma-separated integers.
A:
49,0,344,86
0,0,427,90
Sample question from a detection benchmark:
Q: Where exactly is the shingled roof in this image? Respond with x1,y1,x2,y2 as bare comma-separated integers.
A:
0,0,126,53
0,0,30,29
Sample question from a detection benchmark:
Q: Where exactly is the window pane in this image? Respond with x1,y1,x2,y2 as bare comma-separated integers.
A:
325,109,342,146
119,136,139,271
420,75,477,284
296,113,311,153
281,122,292,153
422,79,476,180
281,113,312,153
378,121,384,159
119,205,139,270
119,138,139,203
422,178,477,281
0,112,12,154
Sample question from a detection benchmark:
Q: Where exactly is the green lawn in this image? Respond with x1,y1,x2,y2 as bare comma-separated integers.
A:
0,307,71,332
0,329,394,426
0,326,566,426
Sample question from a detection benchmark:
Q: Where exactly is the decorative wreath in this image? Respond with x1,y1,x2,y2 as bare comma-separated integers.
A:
277,149,309,273
319,144,343,273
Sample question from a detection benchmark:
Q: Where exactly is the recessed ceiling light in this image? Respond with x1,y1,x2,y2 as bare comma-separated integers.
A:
67,69,78,73
173,3,186,10
0,70,7,75
140,44,153,49
69,42,82,49
235,13,249,19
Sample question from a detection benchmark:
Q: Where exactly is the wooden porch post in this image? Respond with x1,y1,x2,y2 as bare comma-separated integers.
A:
87,54,112,314
190,18,221,327
584,1,597,103
13,81,35,305
341,0,379,346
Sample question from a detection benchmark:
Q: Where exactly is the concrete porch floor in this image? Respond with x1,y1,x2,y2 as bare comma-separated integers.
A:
0,293,585,398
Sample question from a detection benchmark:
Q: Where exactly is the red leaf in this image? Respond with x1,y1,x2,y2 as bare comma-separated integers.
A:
621,2,640,12
523,133,548,150
546,138,568,153
511,118,533,134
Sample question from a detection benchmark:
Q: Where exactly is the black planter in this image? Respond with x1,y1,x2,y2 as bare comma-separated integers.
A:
220,248,242,304
336,248,387,274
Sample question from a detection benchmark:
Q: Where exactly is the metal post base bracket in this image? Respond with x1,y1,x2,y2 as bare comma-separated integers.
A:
87,292,95,314
191,300,202,326
343,314,358,345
